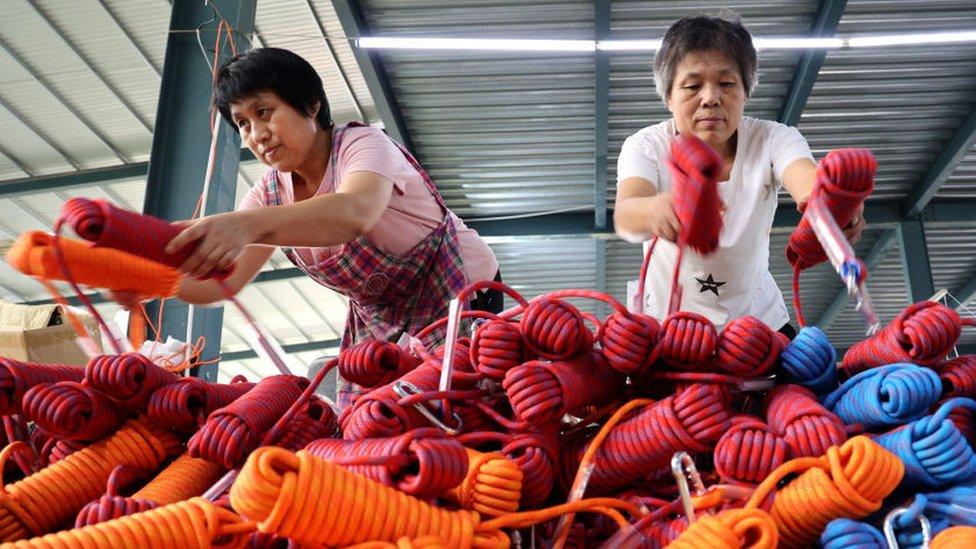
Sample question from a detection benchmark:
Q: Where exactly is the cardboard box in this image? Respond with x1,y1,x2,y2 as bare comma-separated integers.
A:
0,300,102,365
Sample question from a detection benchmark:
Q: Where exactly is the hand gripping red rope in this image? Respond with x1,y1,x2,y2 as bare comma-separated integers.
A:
60,197,233,279
787,149,875,326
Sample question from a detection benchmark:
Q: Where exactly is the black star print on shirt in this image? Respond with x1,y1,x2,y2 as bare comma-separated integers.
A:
696,274,726,296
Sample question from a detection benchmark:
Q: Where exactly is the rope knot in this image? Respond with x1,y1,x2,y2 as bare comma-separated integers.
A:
470,320,527,380
715,316,784,377
601,312,661,374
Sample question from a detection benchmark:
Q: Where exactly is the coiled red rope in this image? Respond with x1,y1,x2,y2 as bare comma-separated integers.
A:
841,301,972,377
503,351,624,425
765,384,847,458
714,416,788,485
22,381,122,442
84,353,179,412
787,149,875,326
561,383,731,495
470,320,528,381
658,311,719,370
60,197,232,279
937,355,976,399
272,397,338,451
146,376,255,432
339,340,420,389
458,423,561,508
715,316,787,377
0,358,83,415
306,428,468,499
188,374,308,468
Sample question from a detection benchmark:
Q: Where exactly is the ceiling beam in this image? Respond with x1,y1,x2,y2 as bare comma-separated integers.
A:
221,338,341,362
332,0,415,152
902,107,976,218
778,0,848,126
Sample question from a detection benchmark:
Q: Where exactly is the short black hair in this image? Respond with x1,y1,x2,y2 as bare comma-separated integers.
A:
214,47,333,130
654,13,758,102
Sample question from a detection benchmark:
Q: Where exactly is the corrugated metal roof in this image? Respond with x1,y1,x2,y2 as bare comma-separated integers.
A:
939,145,976,199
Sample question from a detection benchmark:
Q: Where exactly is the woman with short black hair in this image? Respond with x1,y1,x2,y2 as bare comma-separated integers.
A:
614,14,865,338
114,48,500,407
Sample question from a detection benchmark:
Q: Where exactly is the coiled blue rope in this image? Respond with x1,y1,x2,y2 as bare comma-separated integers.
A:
875,398,976,489
822,363,941,430
820,518,885,548
780,326,837,394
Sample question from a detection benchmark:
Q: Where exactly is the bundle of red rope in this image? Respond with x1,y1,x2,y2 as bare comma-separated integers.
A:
60,197,232,279
188,374,308,468
0,358,83,415
22,381,122,442
146,376,255,432
84,353,179,412
842,301,972,377
306,428,468,499
787,148,875,326
339,340,420,389
765,384,847,458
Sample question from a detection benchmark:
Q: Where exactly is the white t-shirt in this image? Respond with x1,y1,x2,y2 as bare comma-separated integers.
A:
617,116,814,332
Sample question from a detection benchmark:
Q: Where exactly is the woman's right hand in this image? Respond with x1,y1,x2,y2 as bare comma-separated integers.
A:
646,192,681,242
104,289,146,311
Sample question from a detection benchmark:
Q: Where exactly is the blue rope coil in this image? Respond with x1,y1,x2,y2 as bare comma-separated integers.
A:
822,363,941,430
780,326,837,394
820,518,885,549
875,398,976,489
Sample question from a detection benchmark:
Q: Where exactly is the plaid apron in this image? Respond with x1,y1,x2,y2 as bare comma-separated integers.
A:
263,123,466,409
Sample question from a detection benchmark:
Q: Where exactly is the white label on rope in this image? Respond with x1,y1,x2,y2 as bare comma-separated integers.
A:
438,297,462,409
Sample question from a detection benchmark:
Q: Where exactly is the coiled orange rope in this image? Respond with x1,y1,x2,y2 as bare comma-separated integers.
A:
6,231,181,298
75,454,225,526
931,526,976,549
743,435,904,548
443,448,522,518
665,508,778,549
1,497,252,548
0,418,182,542
230,446,642,548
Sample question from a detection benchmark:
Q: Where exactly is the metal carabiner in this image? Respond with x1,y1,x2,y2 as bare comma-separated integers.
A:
671,451,707,523
392,380,464,436
883,507,932,549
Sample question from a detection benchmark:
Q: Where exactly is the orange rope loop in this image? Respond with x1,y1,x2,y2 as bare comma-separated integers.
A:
230,446,642,548
665,508,779,549
743,435,904,548
444,448,522,517
0,418,182,542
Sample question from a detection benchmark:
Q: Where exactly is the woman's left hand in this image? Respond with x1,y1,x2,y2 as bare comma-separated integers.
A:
843,202,866,245
165,212,258,278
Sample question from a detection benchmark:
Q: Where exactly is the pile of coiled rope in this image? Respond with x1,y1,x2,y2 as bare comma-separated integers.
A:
0,141,975,548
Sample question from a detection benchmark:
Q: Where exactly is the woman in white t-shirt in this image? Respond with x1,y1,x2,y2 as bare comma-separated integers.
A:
614,14,865,337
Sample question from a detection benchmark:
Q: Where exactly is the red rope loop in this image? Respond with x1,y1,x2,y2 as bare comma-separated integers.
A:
22,381,123,442
503,352,624,425
842,301,968,377
84,353,179,412
146,377,255,432
470,320,528,381
713,416,788,485
669,134,723,256
659,311,719,370
272,398,338,451
562,383,731,494
936,355,976,399
188,374,308,468
338,340,419,389
60,197,232,279
519,297,592,360
601,312,662,375
0,358,83,415
715,316,786,377
765,384,847,458
306,428,468,499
